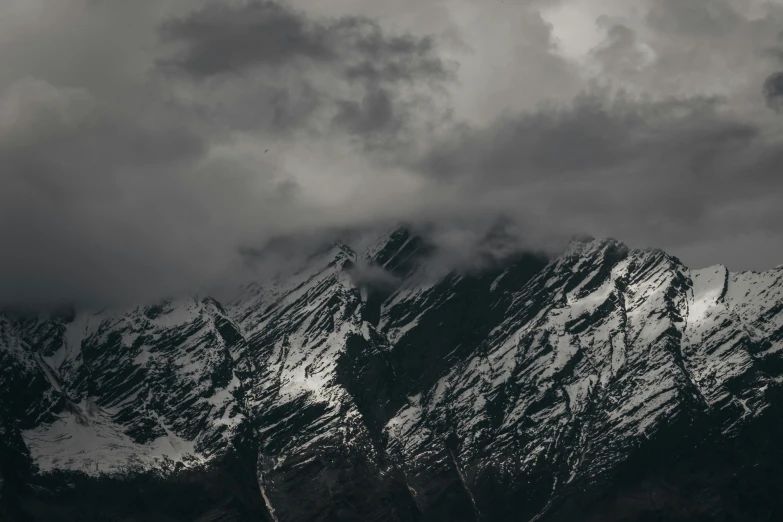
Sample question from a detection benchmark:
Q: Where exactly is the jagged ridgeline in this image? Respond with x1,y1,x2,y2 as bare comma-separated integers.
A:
3,226,783,521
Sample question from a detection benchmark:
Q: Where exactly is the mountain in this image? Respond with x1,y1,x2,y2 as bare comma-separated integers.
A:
2,227,783,521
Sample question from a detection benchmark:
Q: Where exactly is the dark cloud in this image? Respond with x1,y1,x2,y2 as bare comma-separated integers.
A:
0,78,230,306
159,1,453,84
421,92,757,183
159,1,336,76
1,0,783,308
0,0,458,307
416,89,782,258
764,71,783,112
332,87,397,137
159,0,455,145
338,21,451,84
646,0,742,38
584,0,782,109
590,22,650,78
764,34,783,112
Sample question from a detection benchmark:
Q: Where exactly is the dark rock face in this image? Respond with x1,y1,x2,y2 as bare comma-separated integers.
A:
3,229,783,521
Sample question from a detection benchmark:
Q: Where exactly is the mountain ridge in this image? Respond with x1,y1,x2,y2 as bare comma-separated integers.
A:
2,228,783,521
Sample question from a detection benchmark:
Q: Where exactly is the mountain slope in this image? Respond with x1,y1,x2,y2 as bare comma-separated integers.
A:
2,230,783,521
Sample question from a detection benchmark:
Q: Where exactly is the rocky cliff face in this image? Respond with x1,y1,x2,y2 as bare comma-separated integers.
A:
2,228,783,521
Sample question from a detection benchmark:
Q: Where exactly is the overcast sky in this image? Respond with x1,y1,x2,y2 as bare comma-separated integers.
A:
1,0,783,305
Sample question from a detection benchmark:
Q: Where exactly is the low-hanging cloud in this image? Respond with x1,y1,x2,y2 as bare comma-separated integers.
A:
416,90,782,259
0,0,782,307
0,0,454,307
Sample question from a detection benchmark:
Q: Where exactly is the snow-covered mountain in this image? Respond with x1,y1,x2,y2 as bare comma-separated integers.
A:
2,227,783,521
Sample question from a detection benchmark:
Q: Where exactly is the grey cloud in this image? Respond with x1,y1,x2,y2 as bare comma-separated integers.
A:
275,178,302,200
764,34,783,112
2,0,783,309
345,262,401,290
0,75,332,308
415,90,782,264
160,1,453,84
590,22,650,77
0,0,458,307
159,0,454,144
763,71,783,111
159,1,336,75
332,87,397,137
214,82,325,134
646,0,742,38
343,57,450,85
0,79,205,204
0,78,222,306
586,0,782,110
420,93,755,182
338,20,452,84
767,31,783,63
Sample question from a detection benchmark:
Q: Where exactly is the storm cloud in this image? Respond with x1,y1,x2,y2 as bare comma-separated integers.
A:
417,90,783,264
158,0,455,143
0,0,782,306
765,71,783,111
159,1,451,81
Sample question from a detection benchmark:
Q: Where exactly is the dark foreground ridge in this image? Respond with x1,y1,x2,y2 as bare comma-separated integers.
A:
3,227,783,521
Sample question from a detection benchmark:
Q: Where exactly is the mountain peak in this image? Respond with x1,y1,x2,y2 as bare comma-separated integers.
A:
560,236,629,267
4,232,783,521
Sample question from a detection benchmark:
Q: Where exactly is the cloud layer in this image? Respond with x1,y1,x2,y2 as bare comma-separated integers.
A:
1,0,782,305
